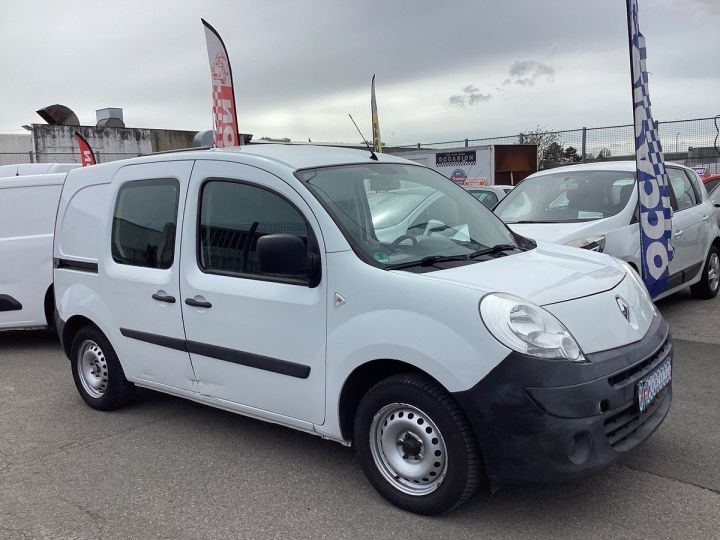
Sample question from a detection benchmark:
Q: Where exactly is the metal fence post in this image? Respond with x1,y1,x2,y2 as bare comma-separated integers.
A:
581,127,587,163
28,151,34,163
95,151,100,164
519,133,524,144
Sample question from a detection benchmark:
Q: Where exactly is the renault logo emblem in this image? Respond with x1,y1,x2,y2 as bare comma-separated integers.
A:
616,296,631,323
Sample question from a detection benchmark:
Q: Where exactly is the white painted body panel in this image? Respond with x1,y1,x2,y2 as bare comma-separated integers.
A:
0,163,79,178
0,173,65,329
179,160,328,424
54,146,666,444
103,161,196,390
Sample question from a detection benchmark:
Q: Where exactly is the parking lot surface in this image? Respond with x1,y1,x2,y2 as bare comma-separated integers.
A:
1,293,719,539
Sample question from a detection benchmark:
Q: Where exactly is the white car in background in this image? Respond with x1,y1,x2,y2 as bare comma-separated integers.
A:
494,161,720,301
464,185,512,209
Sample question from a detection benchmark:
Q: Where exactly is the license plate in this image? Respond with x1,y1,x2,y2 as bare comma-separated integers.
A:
637,358,672,413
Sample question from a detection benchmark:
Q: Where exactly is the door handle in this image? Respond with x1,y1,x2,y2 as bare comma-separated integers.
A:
185,297,212,309
152,292,176,303
674,230,684,237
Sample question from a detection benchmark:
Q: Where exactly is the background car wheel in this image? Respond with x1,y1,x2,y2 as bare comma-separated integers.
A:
354,373,482,515
690,246,720,299
70,325,134,411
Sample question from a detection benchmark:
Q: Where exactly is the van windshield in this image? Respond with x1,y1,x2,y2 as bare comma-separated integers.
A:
300,163,520,269
494,170,636,224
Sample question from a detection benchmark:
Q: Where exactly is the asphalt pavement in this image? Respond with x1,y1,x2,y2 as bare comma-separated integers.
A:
0,292,719,539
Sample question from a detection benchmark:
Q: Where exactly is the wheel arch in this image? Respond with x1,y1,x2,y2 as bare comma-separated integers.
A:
61,314,97,359
711,236,720,252
43,284,55,328
337,359,446,442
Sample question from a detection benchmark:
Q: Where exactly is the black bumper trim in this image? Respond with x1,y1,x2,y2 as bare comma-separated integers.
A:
453,314,672,486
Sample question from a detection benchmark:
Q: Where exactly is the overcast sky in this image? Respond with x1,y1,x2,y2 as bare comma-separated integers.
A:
0,0,717,145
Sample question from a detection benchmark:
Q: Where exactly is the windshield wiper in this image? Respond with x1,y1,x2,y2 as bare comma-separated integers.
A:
469,244,521,258
385,254,472,270
386,244,521,269
505,220,559,224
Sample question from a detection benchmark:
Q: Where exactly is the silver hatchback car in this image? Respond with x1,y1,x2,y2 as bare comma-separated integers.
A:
494,161,720,301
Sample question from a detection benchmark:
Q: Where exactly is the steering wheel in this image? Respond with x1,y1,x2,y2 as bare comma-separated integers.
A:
391,234,417,247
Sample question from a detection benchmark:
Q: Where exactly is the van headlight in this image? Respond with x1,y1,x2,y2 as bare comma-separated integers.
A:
565,235,606,252
480,293,585,362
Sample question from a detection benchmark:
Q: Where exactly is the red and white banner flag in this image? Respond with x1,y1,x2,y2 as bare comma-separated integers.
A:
202,18,240,148
74,132,96,167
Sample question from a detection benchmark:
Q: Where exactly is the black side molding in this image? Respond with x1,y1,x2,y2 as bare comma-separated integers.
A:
186,340,311,379
0,295,22,312
120,328,187,352
54,258,99,274
119,328,311,379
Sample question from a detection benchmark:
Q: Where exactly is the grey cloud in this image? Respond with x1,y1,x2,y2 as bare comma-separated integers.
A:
449,85,492,107
448,95,468,107
504,60,555,86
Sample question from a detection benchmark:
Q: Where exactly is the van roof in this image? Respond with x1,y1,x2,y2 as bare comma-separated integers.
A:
0,163,80,178
0,172,67,189
65,144,411,182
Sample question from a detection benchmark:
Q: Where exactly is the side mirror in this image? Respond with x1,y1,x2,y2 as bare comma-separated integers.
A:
257,234,318,283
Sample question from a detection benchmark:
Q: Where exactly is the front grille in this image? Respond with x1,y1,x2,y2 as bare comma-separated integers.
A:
608,337,672,389
603,387,668,451
602,335,672,451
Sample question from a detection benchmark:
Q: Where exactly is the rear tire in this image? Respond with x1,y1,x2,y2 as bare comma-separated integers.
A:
70,326,134,411
354,373,482,515
690,246,720,299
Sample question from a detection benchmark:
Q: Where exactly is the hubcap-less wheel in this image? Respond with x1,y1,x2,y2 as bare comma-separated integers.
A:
369,403,448,496
77,340,109,398
708,253,720,292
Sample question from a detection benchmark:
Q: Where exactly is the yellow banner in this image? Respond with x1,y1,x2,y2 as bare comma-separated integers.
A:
371,75,382,153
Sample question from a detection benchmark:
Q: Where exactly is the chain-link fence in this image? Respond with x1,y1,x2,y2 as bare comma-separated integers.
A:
3,116,719,173
390,116,720,172
0,151,140,166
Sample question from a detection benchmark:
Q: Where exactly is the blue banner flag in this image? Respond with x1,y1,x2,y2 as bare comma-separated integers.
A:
627,0,673,298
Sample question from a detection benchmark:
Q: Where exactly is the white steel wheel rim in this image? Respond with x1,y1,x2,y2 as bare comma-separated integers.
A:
369,403,448,496
77,340,109,399
708,253,720,292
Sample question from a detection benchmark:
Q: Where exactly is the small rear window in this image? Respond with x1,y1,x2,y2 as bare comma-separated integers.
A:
111,179,180,269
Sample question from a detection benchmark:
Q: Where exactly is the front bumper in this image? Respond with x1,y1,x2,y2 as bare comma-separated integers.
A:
453,313,672,487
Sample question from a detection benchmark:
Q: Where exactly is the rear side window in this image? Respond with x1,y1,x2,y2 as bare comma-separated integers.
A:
667,168,698,211
111,179,180,269
470,190,499,209
198,180,310,282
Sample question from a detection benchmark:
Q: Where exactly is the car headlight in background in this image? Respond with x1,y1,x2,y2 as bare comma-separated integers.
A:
565,235,606,252
480,293,585,362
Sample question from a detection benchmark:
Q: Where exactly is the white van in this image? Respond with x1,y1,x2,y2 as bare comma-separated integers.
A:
0,172,67,330
54,146,672,514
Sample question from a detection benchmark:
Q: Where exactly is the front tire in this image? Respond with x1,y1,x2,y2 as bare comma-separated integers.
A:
354,373,482,515
690,246,720,299
70,325,134,411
